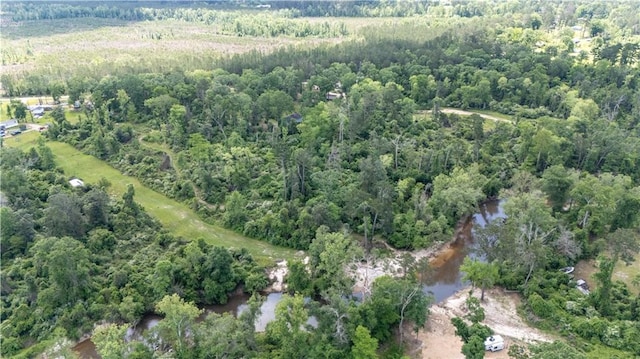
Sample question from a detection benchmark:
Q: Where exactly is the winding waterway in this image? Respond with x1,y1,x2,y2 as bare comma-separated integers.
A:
422,200,505,303
74,200,504,358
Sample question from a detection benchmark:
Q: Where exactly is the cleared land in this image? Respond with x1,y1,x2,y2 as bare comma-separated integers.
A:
419,287,551,359
4,134,297,262
574,256,640,296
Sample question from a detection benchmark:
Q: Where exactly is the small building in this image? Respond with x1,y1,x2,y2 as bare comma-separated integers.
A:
0,119,19,130
30,107,45,117
484,335,504,352
326,91,344,100
69,178,85,188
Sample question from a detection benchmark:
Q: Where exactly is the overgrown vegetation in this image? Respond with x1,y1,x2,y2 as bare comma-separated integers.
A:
1,0,640,358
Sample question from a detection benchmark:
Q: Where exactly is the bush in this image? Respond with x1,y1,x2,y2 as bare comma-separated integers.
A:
528,292,556,319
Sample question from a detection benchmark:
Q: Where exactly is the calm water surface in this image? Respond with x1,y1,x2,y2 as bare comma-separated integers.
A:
74,200,504,358
422,200,505,303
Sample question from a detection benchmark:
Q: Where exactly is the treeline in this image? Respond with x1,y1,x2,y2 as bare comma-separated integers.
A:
3,0,639,97
5,3,348,38
6,2,150,22
7,0,638,28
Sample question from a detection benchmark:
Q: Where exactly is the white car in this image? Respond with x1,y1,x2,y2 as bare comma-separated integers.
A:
560,266,575,275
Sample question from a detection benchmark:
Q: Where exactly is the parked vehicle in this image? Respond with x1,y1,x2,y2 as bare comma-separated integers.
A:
560,266,575,275
484,335,505,352
576,279,590,295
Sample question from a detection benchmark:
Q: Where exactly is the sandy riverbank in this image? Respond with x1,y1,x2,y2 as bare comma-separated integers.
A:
418,287,552,359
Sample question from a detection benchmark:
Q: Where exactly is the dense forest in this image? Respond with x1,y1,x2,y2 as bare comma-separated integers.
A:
1,1,640,358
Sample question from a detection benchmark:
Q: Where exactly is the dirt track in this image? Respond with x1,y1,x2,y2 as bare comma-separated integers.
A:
440,108,512,123
418,287,551,359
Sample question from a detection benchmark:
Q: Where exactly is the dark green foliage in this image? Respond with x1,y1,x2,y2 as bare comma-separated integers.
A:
451,313,493,359
0,147,264,357
3,2,640,357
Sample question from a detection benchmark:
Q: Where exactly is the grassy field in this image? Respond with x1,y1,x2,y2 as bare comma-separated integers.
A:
3,134,297,262
614,257,640,295
1,17,346,79
574,255,640,296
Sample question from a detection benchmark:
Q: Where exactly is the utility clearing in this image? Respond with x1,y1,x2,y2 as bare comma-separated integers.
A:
6,139,297,262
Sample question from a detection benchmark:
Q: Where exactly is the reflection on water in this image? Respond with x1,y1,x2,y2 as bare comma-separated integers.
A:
74,200,504,358
74,292,288,358
423,200,505,303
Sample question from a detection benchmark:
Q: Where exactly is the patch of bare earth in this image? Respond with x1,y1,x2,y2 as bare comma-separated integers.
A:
440,108,511,123
418,287,552,359
350,243,447,298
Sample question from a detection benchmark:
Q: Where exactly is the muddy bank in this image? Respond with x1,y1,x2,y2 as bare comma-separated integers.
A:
351,200,505,301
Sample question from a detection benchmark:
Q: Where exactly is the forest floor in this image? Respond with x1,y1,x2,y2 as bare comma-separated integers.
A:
416,287,552,359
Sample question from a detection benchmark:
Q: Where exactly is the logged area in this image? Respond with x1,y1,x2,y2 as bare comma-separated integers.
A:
1,1,640,359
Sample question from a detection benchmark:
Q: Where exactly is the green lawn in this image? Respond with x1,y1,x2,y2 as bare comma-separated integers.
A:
614,254,640,296
574,255,640,296
4,136,297,262
1,131,41,149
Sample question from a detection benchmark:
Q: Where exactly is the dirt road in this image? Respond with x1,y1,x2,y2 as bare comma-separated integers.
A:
419,287,551,359
440,108,512,123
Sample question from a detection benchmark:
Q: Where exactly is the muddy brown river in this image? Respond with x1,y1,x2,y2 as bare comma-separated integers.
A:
74,200,504,358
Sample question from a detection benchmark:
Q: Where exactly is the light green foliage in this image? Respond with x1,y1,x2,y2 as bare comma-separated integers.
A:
265,294,312,358
462,335,486,359
541,165,574,212
570,173,633,235
31,236,92,307
594,229,640,316
461,258,499,301
352,325,378,359
167,104,187,148
195,313,254,359
451,316,492,359
154,294,203,355
502,190,557,285
144,94,179,119
43,192,86,239
10,99,28,120
257,90,294,121
366,276,432,342
92,324,129,359
509,341,587,359
308,226,361,293
286,259,312,295
464,296,485,324
430,165,487,225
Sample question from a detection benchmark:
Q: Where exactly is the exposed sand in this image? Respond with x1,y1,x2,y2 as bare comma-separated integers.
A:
350,243,448,298
418,287,552,359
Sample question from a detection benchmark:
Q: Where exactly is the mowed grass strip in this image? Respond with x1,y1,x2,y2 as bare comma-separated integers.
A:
8,138,296,261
